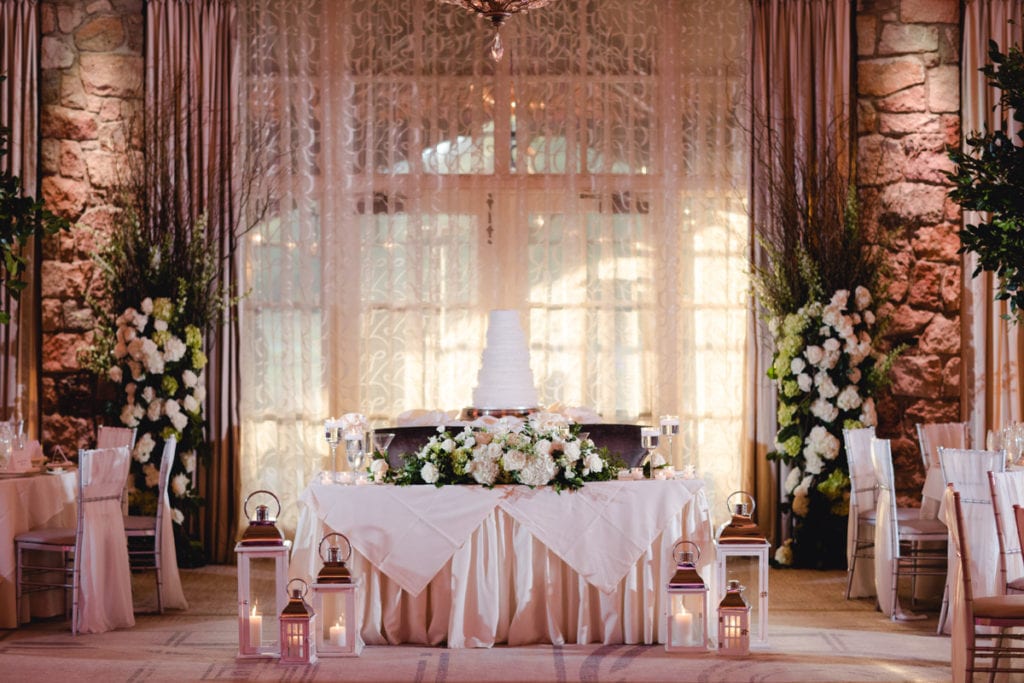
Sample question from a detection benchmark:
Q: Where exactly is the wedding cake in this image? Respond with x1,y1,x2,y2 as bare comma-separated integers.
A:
470,310,539,412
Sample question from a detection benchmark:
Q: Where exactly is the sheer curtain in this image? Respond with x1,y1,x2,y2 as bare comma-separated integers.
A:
237,0,750,531
961,0,1024,446
0,0,39,437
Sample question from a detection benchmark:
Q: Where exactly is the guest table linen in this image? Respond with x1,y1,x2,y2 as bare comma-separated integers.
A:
0,470,76,628
291,478,711,648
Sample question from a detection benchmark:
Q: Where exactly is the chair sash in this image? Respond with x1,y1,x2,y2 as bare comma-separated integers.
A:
871,438,898,618
843,426,876,599
155,437,187,610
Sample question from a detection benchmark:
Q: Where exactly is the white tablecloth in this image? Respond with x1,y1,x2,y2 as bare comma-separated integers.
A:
291,478,712,647
0,471,77,628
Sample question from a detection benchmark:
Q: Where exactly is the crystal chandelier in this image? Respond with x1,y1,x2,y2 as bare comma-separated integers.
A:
438,0,556,61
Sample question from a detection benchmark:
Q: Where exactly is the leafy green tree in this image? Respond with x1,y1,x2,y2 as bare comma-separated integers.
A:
0,75,68,323
948,35,1024,319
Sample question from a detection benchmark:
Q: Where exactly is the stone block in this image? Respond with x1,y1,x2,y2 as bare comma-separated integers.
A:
927,65,959,113
942,356,961,398
902,147,954,184
40,139,61,174
891,353,943,399
911,224,960,261
63,300,96,331
42,298,63,332
858,100,877,134
42,414,95,458
85,152,123,189
885,304,934,337
41,35,75,70
41,377,58,413
87,0,114,12
75,15,124,52
878,112,940,135
908,260,944,310
876,84,927,113
80,54,144,98
857,14,877,56
60,73,88,110
99,98,122,122
884,250,912,302
42,332,92,373
40,70,61,106
918,314,959,355
875,392,903,433
858,134,904,186
942,114,960,147
41,2,57,34
41,105,99,141
57,4,85,34
900,0,958,24
858,58,926,97
59,140,87,180
905,398,960,424
878,23,938,55
41,176,89,220
941,264,961,311
879,182,947,226
77,205,118,239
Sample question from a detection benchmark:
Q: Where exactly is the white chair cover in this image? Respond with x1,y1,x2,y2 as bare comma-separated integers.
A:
844,426,876,598
155,438,187,610
96,426,136,449
77,446,135,634
989,470,1024,594
871,438,898,618
917,422,969,517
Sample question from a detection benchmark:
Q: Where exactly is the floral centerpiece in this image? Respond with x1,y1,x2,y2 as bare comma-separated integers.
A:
751,127,900,568
369,416,619,492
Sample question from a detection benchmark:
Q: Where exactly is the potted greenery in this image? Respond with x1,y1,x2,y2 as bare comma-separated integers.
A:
947,33,1024,319
0,75,68,322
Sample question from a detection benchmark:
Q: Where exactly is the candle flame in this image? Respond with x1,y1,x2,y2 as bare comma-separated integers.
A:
251,602,258,617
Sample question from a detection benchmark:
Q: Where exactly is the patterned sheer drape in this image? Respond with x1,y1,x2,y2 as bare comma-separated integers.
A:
238,0,750,531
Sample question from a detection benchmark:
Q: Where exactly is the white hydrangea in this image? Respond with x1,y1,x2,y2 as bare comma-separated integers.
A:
134,313,149,332
470,457,499,486
163,337,187,363
441,438,456,453
805,345,824,366
420,461,439,484
518,453,557,487
563,440,581,463
503,449,527,471
182,369,198,388
582,451,604,476
133,432,156,463
815,372,839,399
811,397,839,423
836,385,863,411
803,449,824,475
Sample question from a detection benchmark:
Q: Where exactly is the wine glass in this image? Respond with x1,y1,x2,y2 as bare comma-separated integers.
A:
324,419,341,482
372,432,395,460
640,427,659,477
345,434,366,476
660,415,679,466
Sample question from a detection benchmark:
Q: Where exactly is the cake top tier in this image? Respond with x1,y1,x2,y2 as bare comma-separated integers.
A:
471,309,539,410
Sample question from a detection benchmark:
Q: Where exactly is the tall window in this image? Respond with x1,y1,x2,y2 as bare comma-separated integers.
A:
239,0,750,529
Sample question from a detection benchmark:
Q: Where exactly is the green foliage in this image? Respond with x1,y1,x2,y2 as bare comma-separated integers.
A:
0,75,69,322
947,33,1024,319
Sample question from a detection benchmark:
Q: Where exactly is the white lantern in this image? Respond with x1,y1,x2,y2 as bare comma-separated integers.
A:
665,540,709,653
236,490,291,658
279,579,317,665
715,491,769,648
717,579,751,655
312,532,363,657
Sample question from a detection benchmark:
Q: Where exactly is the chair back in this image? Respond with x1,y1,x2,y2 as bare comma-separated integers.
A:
990,470,1024,593
871,437,899,554
97,426,137,450
917,422,969,471
939,448,1004,599
946,487,975,606
1014,505,1024,589
843,426,877,514
155,437,177,530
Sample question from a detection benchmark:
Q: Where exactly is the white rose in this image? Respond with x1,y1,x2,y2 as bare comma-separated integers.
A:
797,373,813,392
792,490,810,517
146,400,163,421
582,451,604,475
441,439,456,453
775,542,793,565
141,297,154,314
171,508,184,525
784,467,802,494
122,325,137,343
154,319,168,332
193,386,206,404
183,394,200,414
142,386,156,403
837,385,863,411
811,397,839,423
108,365,123,383
805,345,824,366
128,360,145,381
830,289,850,310
113,341,128,359
117,308,137,326
164,399,181,415
127,338,145,360
182,369,198,388
141,338,160,361
822,305,842,328
534,439,552,457
133,432,156,463
170,411,188,431
860,397,878,427
563,441,581,462
180,450,196,474
854,286,872,311
420,461,439,484
134,313,149,332
171,473,190,498
163,337,187,363
125,382,137,399
120,403,140,428
864,310,876,325
823,338,841,352
371,458,390,482
847,367,862,384
132,404,145,420
790,357,806,375
503,449,527,471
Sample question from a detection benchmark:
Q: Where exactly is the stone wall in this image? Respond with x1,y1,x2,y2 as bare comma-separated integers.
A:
39,0,143,455
856,0,962,498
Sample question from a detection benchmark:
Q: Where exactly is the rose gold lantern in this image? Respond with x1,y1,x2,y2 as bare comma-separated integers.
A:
717,579,751,655
235,490,290,658
279,579,317,664
715,491,769,648
312,532,362,657
665,540,709,653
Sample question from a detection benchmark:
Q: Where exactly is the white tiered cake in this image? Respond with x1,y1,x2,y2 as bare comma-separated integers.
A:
471,310,539,411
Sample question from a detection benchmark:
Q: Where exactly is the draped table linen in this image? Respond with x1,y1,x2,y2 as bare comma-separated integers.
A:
291,478,711,647
0,470,76,628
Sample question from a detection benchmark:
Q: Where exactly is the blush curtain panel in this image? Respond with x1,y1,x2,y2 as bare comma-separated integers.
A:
960,0,1024,446
0,0,39,439
236,0,752,533
145,0,240,562
747,0,854,545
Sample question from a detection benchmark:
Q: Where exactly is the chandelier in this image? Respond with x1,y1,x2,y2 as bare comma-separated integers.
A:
438,0,557,61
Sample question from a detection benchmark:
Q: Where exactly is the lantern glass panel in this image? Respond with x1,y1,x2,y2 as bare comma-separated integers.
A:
722,554,763,643
312,582,361,657
667,591,705,650
281,617,315,663
239,555,284,655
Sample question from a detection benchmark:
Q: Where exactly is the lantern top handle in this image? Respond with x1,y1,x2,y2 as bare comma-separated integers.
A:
286,577,309,599
319,532,353,563
243,489,282,521
672,539,701,565
726,491,756,516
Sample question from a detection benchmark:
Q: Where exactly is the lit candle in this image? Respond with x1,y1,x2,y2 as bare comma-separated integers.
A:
249,603,262,649
673,607,693,645
329,618,347,647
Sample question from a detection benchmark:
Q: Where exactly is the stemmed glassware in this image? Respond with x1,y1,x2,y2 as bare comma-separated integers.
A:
640,427,660,477
660,415,680,468
345,434,366,477
324,419,342,482
372,432,395,460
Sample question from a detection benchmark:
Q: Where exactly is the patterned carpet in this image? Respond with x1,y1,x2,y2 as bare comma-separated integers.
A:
0,566,952,682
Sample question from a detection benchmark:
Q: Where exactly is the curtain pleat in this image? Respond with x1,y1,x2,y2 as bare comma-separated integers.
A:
0,0,39,439
747,0,854,546
960,0,1024,446
146,0,240,563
